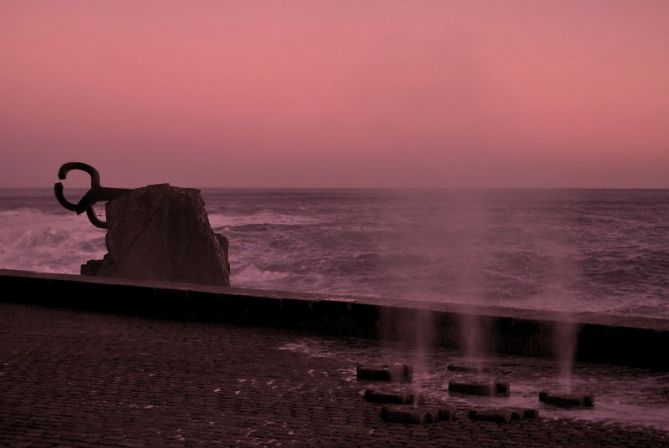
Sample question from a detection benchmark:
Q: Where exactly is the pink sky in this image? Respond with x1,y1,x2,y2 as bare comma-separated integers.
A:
1,1,668,188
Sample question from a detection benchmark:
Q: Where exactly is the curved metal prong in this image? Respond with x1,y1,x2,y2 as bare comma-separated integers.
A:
57,162,101,188
85,205,108,229
55,162,103,215
54,182,79,212
55,161,128,229
75,188,102,214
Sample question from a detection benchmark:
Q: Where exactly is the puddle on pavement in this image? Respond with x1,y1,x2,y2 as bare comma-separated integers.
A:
278,337,669,432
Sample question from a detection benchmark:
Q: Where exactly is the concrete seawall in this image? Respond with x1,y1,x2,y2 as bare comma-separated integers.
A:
1,269,667,370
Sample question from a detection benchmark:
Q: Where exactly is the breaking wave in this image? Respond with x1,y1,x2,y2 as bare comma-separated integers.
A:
0,207,106,274
1,189,669,318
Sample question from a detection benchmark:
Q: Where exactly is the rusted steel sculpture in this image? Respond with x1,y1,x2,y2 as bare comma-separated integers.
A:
54,162,231,285
54,162,129,229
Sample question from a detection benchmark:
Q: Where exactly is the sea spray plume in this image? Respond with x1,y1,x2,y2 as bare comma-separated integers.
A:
373,190,495,402
3,189,669,317
0,208,106,273
412,307,431,406
554,316,577,393
372,190,444,402
451,191,492,373
540,236,582,393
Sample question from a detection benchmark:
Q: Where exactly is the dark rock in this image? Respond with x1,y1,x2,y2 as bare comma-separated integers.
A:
496,382,510,396
356,364,413,383
538,391,594,408
468,409,514,423
448,381,510,397
81,184,230,286
437,408,455,421
80,259,104,276
468,407,537,423
381,406,455,424
447,363,491,374
511,407,540,419
364,387,417,404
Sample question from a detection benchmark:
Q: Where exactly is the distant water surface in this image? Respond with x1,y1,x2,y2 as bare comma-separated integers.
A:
1,188,668,318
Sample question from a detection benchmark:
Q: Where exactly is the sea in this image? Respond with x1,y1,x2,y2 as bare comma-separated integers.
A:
1,188,668,318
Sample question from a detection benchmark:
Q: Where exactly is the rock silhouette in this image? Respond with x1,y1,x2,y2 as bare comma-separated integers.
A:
81,184,230,286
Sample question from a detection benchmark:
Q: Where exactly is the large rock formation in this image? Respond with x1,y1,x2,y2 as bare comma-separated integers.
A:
81,184,230,286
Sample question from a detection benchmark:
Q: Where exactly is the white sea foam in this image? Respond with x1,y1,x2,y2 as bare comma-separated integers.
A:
0,208,106,274
1,189,668,318
208,211,322,229
233,264,290,284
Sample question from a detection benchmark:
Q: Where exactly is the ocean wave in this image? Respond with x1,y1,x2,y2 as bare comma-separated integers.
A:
208,211,323,230
224,223,320,233
0,208,105,274
233,264,291,284
0,206,65,218
2,190,669,318
0,209,22,217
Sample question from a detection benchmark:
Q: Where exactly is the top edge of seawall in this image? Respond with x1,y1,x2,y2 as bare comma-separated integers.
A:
2,268,668,332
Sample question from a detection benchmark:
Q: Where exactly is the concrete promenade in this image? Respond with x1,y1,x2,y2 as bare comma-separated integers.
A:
1,269,668,370
2,302,669,447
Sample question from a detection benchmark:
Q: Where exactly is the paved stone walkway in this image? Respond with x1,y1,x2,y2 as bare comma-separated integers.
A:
1,302,668,447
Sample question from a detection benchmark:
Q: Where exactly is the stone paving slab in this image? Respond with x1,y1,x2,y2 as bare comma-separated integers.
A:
1,302,668,447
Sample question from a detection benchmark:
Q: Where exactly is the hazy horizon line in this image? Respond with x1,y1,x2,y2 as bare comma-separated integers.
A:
2,185,669,191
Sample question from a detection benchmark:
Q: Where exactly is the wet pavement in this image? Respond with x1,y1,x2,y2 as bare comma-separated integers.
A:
1,302,668,447
290,338,669,431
